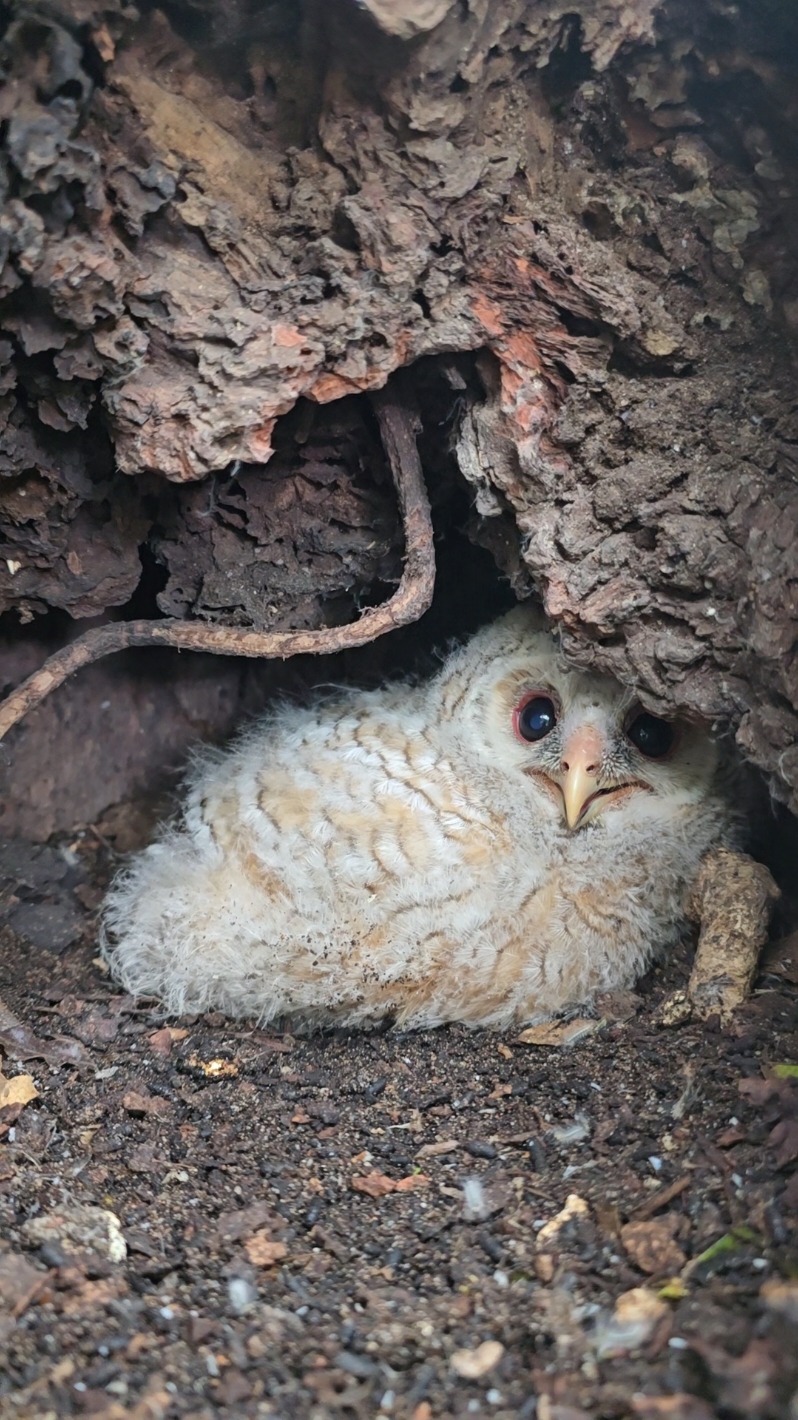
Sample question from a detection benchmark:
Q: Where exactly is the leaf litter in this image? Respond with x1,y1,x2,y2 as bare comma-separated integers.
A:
0,832,797,1417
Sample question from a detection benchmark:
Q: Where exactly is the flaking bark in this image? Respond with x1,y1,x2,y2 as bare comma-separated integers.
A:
1,0,798,821
0,390,435,740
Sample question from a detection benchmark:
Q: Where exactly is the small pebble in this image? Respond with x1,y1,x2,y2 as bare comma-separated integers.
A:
466,1140,497,1159
451,1340,505,1379
336,1352,378,1379
227,1278,257,1314
528,1139,546,1171
463,1177,488,1221
478,1231,503,1263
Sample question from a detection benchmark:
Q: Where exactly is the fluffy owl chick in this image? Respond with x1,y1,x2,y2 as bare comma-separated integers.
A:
102,608,737,1030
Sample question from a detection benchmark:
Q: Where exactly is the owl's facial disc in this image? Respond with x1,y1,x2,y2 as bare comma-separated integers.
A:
513,690,666,829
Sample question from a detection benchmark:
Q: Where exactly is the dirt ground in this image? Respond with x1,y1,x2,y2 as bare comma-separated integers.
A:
1,828,798,1420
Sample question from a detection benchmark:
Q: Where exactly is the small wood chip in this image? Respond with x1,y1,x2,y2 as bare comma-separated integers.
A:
596,1287,670,1360
394,1173,429,1192
516,1018,598,1048
631,1176,691,1221
351,1170,398,1197
0,1251,47,1314
351,1170,428,1197
122,1088,170,1118
148,1027,189,1056
188,1055,238,1078
632,1397,714,1420
536,1194,589,1249
244,1232,288,1268
620,1215,686,1275
415,1139,459,1159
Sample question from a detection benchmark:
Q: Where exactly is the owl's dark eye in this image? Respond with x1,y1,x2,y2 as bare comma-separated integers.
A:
515,695,558,743
626,711,675,759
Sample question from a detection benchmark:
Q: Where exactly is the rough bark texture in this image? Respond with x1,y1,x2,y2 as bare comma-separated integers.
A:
1,0,798,826
0,388,436,741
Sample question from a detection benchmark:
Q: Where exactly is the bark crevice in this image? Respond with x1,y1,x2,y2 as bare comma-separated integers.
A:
1,0,797,825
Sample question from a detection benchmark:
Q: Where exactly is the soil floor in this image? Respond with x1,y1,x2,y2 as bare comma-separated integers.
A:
1,828,797,1420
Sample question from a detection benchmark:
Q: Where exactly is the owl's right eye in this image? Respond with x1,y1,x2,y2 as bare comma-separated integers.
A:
515,694,558,743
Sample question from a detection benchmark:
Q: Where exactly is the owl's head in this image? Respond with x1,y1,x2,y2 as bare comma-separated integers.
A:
437,607,723,832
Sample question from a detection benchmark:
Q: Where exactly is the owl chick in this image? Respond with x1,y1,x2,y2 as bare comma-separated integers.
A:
101,607,737,1030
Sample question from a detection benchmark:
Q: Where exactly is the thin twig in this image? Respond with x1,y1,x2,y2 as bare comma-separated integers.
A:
630,1175,691,1221
0,389,435,743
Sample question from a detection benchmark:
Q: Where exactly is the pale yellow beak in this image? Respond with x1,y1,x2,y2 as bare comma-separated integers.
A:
558,724,605,830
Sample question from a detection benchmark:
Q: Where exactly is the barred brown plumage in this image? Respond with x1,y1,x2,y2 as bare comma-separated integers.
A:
101,607,737,1030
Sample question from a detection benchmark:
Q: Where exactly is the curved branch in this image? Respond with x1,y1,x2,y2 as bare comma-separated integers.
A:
0,389,435,744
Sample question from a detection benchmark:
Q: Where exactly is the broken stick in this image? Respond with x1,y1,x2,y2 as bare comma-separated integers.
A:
685,847,780,1019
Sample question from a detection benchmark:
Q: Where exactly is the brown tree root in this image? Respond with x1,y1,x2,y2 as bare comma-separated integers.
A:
658,847,780,1025
0,390,435,744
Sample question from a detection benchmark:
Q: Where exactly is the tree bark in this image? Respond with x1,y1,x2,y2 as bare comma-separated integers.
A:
0,388,435,739
1,0,797,814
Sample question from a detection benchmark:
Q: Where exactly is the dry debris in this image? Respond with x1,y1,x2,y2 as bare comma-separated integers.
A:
351,1169,429,1197
595,1288,670,1360
0,829,797,1418
619,1215,687,1275
0,1072,38,1108
243,1233,289,1269
516,1019,600,1048
21,1205,127,1264
0,994,86,1067
536,1193,590,1249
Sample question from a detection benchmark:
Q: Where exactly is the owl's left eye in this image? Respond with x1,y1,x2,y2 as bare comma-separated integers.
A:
626,710,675,759
515,694,558,743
